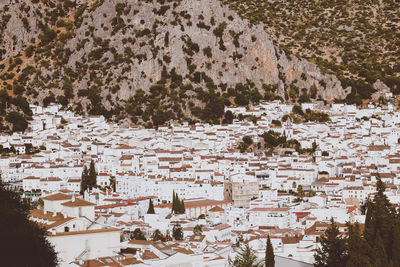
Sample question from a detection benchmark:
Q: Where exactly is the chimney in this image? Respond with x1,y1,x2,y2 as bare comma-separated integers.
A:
52,211,57,217
72,194,76,202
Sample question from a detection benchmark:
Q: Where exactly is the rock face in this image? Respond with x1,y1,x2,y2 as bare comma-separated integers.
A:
0,0,349,125
372,80,391,100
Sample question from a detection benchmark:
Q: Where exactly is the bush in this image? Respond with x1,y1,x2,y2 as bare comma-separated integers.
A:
38,27,57,45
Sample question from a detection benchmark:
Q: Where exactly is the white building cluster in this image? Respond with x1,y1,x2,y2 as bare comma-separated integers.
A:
2,100,400,266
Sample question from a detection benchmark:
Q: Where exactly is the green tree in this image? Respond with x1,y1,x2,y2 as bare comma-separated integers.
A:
345,223,372,267
265,236,275,267
373,230,389,267
172,190,177,214
180,199,185,214
314,219,347,267
224,110,234,124
364,177,394,257
172,191,185,214
131,228,146,240
193,224,203,235
147,199,155,214
391,221,400,267
229,243,262,267
88,160,97,189
172,224,183,240
235,234,245,247
243,136,253,146
80,165,89,195
151,229,165,241
0,181,58,266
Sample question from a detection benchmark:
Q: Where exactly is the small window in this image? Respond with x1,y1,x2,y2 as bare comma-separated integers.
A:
64,226,70,232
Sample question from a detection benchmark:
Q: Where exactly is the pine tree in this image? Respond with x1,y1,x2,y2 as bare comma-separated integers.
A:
0,181,58,266
314,219,347,267
364,177,395,263
229,243,263,267
147,199,155,214
345,223,372,267
80,165,88,195
265,235,275,267
88,160,97,188
172,224,183,240
391,221,400,267
374,230,389,267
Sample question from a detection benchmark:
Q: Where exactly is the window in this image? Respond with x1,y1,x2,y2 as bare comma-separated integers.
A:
64,226,69,232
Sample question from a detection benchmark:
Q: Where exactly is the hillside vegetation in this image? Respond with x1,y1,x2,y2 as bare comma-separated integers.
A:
222,0,400,104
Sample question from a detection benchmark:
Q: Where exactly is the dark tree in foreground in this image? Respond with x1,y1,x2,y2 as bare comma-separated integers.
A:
0,182,58,266
229,243,262,267
314,219,347,267
265,235,275,267
345,223,372,267
314,177,400,266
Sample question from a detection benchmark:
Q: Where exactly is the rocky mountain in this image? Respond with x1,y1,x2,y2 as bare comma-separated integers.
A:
223,0,400,103
0,0,350,131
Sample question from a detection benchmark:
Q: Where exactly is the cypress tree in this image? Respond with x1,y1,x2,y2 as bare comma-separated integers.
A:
88,160,97,188
265,235,275,267
180,199,185,214
147,199,155,214
172,190,177,214
345,223,372,267
314,219,347,267
80,165,88,194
